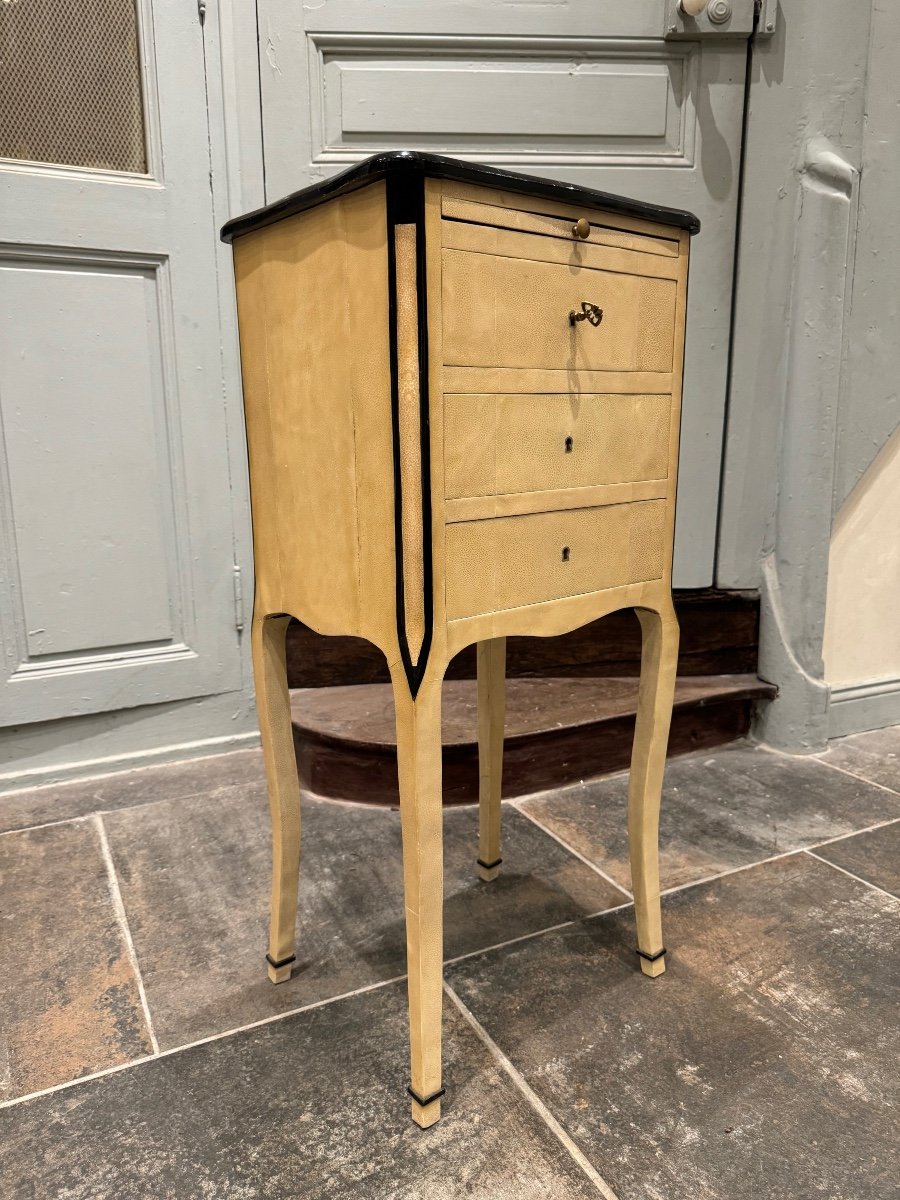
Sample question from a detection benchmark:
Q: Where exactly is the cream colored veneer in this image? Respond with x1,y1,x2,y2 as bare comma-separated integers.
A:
444,392,672,500
445,501,668,620
442,244,677,374
441,194,681,258
223,153,695,1131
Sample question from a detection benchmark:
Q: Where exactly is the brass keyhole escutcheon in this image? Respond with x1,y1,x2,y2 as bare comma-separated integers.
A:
572,217,591,240
564,436,574,453
561,546,571,563
569,302,603,327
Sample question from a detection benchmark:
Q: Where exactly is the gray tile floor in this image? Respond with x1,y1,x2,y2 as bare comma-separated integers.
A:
0,728,898,1198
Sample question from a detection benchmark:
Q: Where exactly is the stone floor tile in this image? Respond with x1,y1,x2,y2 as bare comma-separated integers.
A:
0,748,264,835
812,819,900,896
447,852,900,1200
0,982,600,1200
0,820,153,1101
103,788,624,1049
820,724,900,794
519,742,900,891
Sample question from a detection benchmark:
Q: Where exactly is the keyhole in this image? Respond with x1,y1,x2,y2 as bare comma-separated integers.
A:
561,546,571,563
564,436,574,453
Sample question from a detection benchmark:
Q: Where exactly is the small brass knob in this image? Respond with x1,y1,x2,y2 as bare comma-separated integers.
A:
572,217,591,240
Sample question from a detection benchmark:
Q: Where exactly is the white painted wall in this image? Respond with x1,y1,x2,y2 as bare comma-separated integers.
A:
824,429,900,689
822,0,900,734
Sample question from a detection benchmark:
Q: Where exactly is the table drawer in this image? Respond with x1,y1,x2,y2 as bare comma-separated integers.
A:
442,246,677,374
445,501,667,620
442,196,681,259
444,393,672,499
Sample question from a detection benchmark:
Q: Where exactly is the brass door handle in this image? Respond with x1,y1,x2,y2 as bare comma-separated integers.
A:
569,302,603,327
572,217,591,239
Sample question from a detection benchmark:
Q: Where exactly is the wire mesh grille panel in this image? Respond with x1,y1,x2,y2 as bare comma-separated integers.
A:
0,0,147,172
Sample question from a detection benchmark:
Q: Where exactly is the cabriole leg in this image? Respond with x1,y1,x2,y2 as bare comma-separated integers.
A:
628,602,679,978
476,637,506,881
393,670,445,1128
251,612,301,985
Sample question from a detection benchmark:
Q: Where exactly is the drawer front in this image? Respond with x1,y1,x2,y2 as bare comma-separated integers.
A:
445,501,667,620
444,393,672,499
441,196,680,259
443,248,676,373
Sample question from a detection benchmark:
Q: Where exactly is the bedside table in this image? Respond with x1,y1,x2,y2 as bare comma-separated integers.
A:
222,152,698,1128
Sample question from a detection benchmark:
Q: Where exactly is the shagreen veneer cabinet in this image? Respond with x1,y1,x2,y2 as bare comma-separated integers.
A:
222,152,699,1128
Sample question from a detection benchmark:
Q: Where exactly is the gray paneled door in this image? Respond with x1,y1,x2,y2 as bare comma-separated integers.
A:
256,0,751,586
0,0,242,724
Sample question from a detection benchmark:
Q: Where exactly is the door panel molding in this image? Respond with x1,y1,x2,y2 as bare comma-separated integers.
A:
308,35,697,168
0,236,238,721
135,0,164,180
0,248,180,658
300,1,664,39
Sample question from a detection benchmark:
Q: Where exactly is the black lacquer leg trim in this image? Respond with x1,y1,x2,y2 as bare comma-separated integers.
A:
266,953,296,970
407,1085,446,1107
386,168,433,699
477,857,503,871
635,947,667,963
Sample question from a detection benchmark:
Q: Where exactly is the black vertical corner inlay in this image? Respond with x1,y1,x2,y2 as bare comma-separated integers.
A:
386,166,433,698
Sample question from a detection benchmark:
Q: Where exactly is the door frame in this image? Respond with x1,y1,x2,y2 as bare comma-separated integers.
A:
199,0,265,657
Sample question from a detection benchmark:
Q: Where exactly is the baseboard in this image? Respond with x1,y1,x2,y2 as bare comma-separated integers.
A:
0,728,260,795
828,677,900,739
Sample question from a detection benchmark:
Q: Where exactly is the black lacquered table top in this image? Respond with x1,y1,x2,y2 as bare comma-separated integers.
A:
221,150,701,243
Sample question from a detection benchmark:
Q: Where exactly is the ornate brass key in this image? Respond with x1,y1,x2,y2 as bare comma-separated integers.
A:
569,301,604,327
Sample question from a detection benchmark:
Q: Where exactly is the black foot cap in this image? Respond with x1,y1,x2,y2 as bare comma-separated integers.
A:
476,857,503,871
266,953,297,970
407,1085,446,1107
635,947,666,963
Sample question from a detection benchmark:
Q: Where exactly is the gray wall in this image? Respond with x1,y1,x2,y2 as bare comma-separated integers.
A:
718,0,900,748
717,0,871,591
831,1,900,516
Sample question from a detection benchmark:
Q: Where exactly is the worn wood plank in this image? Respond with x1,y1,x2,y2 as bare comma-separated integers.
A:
284,590,762,687
290,675,774,807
